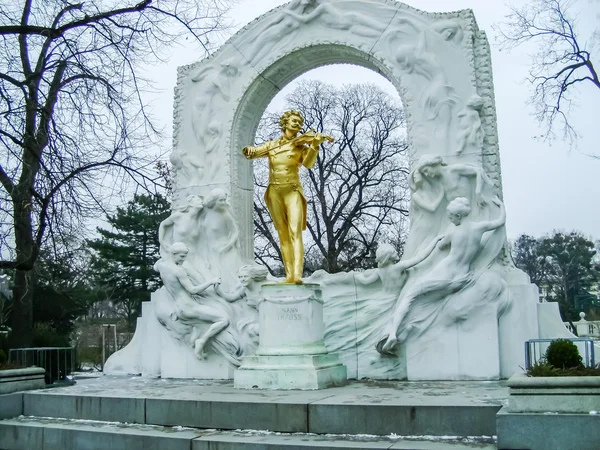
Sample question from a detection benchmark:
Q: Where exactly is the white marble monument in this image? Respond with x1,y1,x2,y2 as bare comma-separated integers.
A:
105,0,587,382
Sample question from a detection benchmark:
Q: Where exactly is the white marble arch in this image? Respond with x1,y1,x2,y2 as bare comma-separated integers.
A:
173,0,504,260
160,0,549,380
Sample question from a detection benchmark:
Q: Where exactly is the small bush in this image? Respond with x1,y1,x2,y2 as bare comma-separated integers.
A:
544,339,583,369
0,348,6,365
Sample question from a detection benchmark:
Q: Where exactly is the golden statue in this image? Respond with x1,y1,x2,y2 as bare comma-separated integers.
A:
243,110,334,284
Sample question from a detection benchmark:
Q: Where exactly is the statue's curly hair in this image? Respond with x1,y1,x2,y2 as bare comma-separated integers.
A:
279,110,304,132
447,197,471,217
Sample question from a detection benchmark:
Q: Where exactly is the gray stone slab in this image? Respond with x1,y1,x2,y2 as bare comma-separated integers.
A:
0,392,23,419
0,419,44,450
23,392,145,424
0,417,204,450
308,403,499,436
0,367,46,395
146,397,308,432
11,376,507,437
497,406,600,450
191,431,496,449
389,442,496,450
193,432,394,449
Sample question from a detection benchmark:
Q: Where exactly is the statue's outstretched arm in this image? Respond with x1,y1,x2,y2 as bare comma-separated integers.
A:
451,164,485,198
215,283,244,302
397,235,444,270
475,197,506,233
242,141,273,159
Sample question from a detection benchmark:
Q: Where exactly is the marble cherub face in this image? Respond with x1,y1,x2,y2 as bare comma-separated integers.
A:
421,164,440,179
237,270,251,287
172,250,188,265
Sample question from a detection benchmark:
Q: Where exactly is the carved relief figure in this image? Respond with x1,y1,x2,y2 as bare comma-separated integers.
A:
378,196,507,354
355,240,441,295
203,188,243,288
242,110,333,283
189,61,240,185
389,28,459,154
455,94,485,154
158,195,205,259
154,242,230,359
431,19,464,45
243,0,317,64
281,0,385,39
215,264,269,343
169,148,205,186
403,155,496,259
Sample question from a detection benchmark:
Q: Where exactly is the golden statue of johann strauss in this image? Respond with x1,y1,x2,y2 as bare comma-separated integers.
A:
242,110,334,284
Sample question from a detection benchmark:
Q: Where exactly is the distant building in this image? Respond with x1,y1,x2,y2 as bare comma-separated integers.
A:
564,312,600,339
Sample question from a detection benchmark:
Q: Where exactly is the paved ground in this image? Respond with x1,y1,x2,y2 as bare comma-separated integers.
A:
50,375,508,408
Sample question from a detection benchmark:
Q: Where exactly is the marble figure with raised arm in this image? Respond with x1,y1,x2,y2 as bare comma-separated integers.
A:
379,196,506,354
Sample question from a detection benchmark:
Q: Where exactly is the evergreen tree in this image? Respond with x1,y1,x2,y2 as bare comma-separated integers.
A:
88,194,170,329
513,231,600,329
33,247,94,336
511,234,549,287
538,232,599,324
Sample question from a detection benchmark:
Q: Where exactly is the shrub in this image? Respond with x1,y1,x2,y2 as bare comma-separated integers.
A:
32,323,70,348
544,339,583,369
0,332,7,354
0,348,6,365
526,360,560,377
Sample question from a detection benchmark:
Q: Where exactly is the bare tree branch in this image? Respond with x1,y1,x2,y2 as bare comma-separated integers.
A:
253,81,410,274
495,0,599,147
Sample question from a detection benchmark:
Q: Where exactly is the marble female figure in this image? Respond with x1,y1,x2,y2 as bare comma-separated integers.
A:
202,188,243,288
354,238,443,294
402,155,494,259
154,242,228,359
378,196,506,354
455,95,485,155
158,195,206,267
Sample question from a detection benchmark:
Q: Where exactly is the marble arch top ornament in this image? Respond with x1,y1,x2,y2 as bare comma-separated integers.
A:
173,0,504,260
106,0,574,381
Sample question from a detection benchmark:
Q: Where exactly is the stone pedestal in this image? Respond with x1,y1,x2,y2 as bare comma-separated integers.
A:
234,284,347,390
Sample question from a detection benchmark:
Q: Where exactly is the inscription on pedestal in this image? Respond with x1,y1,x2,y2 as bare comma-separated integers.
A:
277,306,303,321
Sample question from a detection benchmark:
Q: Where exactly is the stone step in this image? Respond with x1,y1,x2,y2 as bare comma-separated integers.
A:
0,416,497,450
17,389,500,437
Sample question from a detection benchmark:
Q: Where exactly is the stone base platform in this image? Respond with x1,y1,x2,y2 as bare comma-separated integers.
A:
234,353,348,390
0,376,506,449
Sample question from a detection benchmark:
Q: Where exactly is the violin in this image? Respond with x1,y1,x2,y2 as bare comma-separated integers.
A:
243,129,334,159
291,129,335,146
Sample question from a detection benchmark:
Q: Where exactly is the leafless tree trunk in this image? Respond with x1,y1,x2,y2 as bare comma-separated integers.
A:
253,80,410,275
0,0,233,346
495,0,599,147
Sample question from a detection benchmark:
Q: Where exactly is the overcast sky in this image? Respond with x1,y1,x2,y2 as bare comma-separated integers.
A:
147,0,600,241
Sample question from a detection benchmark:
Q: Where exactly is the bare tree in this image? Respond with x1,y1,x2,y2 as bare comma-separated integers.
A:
496,0,599,146
253,80,410,275
0,0,233,346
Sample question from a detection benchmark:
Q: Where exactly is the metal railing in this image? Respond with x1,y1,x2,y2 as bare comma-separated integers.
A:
9,347,75,384
524,338,596,370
